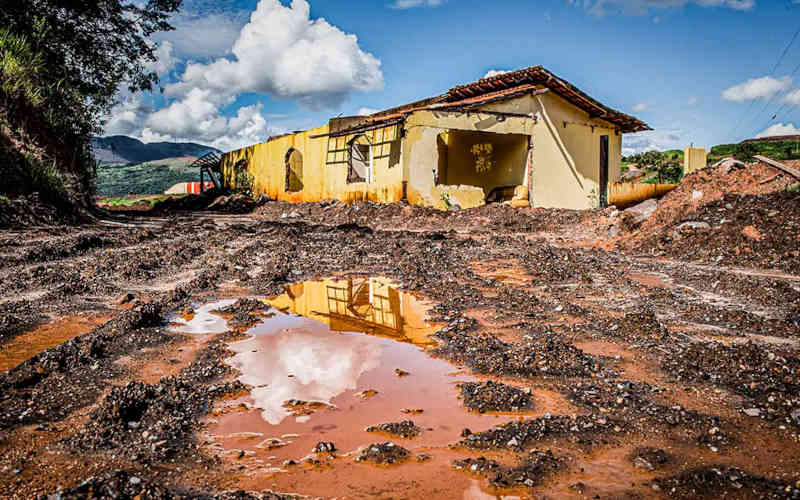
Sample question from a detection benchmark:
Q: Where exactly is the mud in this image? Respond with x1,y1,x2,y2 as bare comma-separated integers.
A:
0,189,799,498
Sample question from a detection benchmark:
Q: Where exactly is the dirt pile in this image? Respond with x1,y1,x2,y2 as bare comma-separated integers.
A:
453,450,562,488
613,160,799,271
459,414,622,450
365,420,420,438
0,193,84,229
37,470,304,499
354,442,409,464
654,466,799,499
458,381,533,413
66,336,245,462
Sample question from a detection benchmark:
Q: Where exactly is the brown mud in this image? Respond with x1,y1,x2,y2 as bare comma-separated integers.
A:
0,188,799,498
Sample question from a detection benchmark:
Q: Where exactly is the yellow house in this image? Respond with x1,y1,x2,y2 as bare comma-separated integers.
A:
220,65,650,210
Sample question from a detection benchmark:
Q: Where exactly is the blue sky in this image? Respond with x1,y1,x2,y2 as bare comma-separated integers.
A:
106,0,800,154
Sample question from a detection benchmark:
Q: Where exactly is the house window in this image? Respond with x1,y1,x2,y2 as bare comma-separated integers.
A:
285,148,303,192
348,135,373,183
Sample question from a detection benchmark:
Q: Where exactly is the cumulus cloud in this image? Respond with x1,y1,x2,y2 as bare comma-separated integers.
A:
390,0,446,8
572,0,755,15
755,122,800,138
143,41,178,76
103,0,383,151
483,69,510,79
166,0,384,110
722,76,792,102
357,107,380,116
782,88,800,106
622,129,683,156
632,103,648,112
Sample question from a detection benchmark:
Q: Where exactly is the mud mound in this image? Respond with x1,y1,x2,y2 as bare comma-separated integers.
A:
0,193,83,228
459,414,621,450
354,442,409,464
661,341,800,428
634,191,800,272
365,420,420,438
616,160,797,252
459,381,533,413
654,466,799,499
453,450,562,488
37,470,303,499
434,329,603,378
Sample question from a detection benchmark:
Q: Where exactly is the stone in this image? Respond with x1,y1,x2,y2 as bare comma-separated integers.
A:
743,408,761,417
742,225,762,241
623,198,658,225
676,221,711,232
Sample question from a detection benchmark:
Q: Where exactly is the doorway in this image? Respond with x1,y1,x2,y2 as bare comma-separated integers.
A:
599,135,609,208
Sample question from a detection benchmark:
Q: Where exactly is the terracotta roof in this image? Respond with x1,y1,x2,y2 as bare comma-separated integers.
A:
342,65,650,135
445,66,650,133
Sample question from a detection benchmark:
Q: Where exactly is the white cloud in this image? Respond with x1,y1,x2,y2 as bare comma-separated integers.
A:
573,0,755,15
483,69,510,79
755,122,800,138
166,0,384,111
722,76,792,102
143,41,177,76
390,0,446,8
782,88,800,106
633,103,648,112
622,129,683,155
357,107,379,116
687,97,698,106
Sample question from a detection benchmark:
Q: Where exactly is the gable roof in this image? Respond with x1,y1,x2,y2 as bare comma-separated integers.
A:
445,66,650,133
346,65,650,135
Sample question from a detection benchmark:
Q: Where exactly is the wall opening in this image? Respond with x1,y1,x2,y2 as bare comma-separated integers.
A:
348,135,373,183
285,148,304,192
435,130,528,203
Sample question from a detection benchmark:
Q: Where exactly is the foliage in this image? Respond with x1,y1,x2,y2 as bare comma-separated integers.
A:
233,168,255,197
622,150,684,184
96,157,205,197
709,140,800,165
0,0,182,205
99,194,184,207
733,142,757,163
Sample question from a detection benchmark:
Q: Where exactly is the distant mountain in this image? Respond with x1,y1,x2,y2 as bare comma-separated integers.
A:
92,135,220,165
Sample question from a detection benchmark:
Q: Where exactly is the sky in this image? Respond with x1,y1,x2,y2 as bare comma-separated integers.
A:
105,0,800,155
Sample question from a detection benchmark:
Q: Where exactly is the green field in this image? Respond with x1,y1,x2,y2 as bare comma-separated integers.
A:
709,140,800,165
96,157,201,197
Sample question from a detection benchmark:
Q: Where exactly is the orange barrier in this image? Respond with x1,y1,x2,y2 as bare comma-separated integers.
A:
609,182,677,209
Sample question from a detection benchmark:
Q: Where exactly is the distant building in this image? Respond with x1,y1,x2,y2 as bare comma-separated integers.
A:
165,181,215,195
684,147,707,174
220,65,650,210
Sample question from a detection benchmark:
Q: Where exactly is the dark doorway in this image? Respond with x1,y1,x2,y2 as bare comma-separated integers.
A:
599,135,609,208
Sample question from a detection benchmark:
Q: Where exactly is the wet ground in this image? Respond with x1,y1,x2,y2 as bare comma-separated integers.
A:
0,199,799,499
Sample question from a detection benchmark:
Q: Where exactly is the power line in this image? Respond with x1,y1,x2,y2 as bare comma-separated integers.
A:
728,20,800,140
747,58,800,138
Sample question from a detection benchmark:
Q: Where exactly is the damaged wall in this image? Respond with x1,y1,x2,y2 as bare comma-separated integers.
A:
402,108,535,209
220,122,404,204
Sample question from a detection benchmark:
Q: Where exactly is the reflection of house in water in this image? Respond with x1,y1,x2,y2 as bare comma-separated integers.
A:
267,278,436,345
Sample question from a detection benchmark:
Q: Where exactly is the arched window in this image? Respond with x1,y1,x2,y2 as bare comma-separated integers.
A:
285,148,303,192
348,135,372,184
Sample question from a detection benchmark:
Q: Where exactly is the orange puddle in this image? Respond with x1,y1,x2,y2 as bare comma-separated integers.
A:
182,277,539,498
0,315,108,372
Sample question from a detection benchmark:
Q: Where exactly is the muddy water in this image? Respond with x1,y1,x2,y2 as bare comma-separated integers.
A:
0,315,107,372
185,277,535,498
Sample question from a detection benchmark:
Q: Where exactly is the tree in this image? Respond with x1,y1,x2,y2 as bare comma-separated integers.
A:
734,142,756,163
1,0,182,204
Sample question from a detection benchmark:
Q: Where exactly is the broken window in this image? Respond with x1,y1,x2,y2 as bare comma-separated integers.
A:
348,135,372,183
285,148,304,192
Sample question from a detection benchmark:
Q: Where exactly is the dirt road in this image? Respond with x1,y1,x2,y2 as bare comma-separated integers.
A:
1,201,798,499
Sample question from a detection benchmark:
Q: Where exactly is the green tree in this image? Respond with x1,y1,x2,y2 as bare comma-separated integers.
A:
734,142,756,163
1,0,182,206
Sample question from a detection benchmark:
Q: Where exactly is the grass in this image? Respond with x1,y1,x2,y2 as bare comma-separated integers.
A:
96,157,202,197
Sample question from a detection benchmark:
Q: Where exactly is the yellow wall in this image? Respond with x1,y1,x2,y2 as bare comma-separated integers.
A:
220,123,404,204
524,92,622,210
402,108,535,208
684,147,707,174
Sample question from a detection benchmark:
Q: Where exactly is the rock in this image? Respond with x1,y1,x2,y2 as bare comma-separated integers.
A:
743,408,761,417
623,198,659,225
313,441,336,453
676,221,711,232
692,190,703,200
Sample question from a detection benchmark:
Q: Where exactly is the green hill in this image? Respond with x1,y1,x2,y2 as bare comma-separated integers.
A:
96,157,203,197
709,139,800,164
